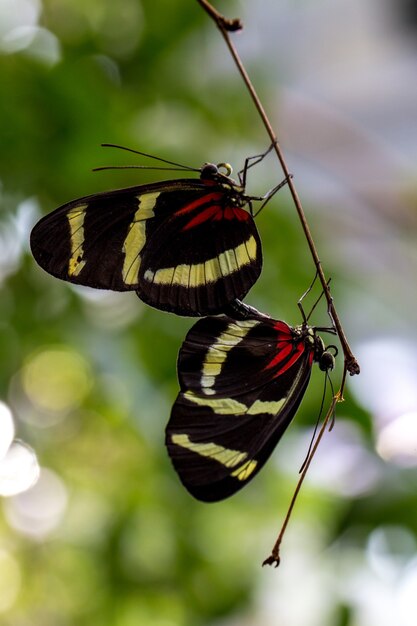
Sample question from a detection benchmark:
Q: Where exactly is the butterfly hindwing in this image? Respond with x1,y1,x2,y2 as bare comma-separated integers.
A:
166,315,317,501
138,204,261,314
30,175,262,315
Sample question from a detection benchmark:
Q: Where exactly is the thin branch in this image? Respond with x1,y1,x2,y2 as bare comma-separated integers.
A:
262,391,341,567
196,0,360,377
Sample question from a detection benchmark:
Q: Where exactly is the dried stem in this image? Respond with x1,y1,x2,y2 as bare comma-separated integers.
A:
262,389,342,567
263,365,347,566
196,0,360,377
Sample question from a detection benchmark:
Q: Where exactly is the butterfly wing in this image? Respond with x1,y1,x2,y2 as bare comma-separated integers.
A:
30,179,262,315
30,180,207,291
137,198,262,315
166,315,315,501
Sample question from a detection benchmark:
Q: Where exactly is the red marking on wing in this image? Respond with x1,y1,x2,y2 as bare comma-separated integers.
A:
223,207,250,221
277,342,307,376
211,207,247,221
262,322,297,372
182,204,250,231
265,340,310,378
174,192,223,217
265,341,293,370
183,205,222,230
273,321,293,336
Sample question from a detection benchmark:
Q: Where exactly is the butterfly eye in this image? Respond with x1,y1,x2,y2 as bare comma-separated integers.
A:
200,163,219,179
319,350,336,372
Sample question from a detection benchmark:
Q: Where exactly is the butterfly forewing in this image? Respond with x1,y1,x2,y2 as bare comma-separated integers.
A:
30,176,262,315
166,315,317,501
31,180,208,290
176,316,294,396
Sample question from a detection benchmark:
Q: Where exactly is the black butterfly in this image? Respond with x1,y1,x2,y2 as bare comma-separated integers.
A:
166,308,336,501
30,152,275,316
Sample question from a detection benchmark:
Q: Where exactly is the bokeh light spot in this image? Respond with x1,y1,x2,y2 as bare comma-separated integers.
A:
0,401,15,460
22,347,92,415
0,0,40,52
4,468,68,539
376,411,417,467
398,558,417,626
0,441,39,497
353,339,417,423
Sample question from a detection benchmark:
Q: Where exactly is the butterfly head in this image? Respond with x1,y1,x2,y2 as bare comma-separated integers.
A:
294,325,337,373
200,162,240,187
313,334,337,372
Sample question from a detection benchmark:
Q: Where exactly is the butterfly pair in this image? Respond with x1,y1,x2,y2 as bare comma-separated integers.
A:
30,151,336,501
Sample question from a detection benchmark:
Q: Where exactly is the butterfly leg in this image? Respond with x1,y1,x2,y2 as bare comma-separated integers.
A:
238,141,277,187
252,174,293,217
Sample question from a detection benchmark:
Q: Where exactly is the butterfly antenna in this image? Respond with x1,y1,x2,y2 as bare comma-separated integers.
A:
298,373,329,474
101,143,199,171
327,372,336,431
298,275,333,324
93,165,197,173
298,271,319,323
306,278,333,323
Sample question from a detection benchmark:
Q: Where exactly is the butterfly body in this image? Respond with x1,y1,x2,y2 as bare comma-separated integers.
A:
30,164,262,315
166,313,334,501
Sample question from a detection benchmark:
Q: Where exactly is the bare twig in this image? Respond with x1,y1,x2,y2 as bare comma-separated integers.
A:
262,389,342,567
196,0,360,377
263,367,347,566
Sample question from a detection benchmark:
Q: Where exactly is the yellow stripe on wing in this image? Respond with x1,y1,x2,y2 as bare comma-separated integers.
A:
231,459,258,481
143,234,258,287
184,391,246,414
171,433,247,468
122,192,160,285
171,433,258,481
184,390,286,416
68,205,88,277
200,319,260,395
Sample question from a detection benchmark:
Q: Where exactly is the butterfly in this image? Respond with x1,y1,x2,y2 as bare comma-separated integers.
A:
30,150,276,316
166,307,336,501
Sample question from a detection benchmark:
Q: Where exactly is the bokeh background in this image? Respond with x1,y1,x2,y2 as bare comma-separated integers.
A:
1,0,417,624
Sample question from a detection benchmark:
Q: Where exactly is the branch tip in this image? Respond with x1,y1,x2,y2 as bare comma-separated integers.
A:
196,0,243,32
223,17,243,32
348,360,360,376
262,554,280,568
